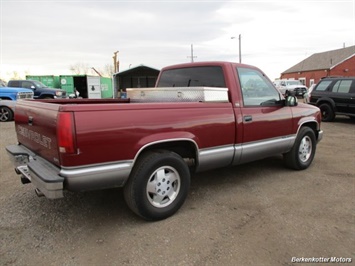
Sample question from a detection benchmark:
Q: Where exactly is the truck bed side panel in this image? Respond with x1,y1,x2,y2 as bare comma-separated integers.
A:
62,102,235,167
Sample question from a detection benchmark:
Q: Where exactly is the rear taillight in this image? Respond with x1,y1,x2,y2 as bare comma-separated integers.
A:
57,112,76,154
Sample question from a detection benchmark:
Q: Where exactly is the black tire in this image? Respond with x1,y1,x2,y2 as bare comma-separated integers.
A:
124,150,190,221
319,103,335,122
284,127,316,170
0,106,13,122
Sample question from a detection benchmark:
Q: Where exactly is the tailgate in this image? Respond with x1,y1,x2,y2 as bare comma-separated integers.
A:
15,100,61,166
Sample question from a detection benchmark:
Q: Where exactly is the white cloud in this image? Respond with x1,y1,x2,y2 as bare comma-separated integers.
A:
0,0,354,81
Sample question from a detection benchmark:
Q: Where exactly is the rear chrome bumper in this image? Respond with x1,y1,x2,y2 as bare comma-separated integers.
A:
6,144,64,199
6,144,133,199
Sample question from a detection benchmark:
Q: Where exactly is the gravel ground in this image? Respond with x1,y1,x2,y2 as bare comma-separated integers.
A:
0,117,354,266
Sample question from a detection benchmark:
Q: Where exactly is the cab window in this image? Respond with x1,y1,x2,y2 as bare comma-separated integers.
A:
157,66,226,88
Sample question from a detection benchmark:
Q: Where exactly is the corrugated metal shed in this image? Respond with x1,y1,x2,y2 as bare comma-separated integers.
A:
113,65,160,97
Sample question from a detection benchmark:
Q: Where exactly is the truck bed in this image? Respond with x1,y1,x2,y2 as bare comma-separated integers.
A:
14,98,235,168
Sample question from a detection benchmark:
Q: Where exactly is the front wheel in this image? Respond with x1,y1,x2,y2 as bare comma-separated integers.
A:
319,103,335,122
0,106,13,122
284,127,317,170
124,150,190,220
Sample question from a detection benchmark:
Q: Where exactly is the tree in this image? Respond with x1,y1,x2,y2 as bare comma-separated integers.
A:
101,64,114,77
10,71,21,80
69,62,114,77
69,62,90,75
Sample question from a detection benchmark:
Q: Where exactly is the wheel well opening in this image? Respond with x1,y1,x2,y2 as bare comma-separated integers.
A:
301,122,318,139
317,100,334,109
139,141,198,169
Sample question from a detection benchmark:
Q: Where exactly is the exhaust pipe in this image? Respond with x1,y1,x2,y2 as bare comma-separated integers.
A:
15,167,21,175
35,188,44,197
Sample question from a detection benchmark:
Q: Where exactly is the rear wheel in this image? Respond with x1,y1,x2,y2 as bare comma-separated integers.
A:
0,106,13,122
319,103,335,122
124,150,190,220
284,127,316,170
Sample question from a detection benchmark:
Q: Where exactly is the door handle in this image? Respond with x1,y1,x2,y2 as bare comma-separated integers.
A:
244,115,252,122
28,116,33,126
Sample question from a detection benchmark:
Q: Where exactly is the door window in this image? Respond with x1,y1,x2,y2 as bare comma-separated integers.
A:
237,67,280,106
315,80,332,91
21,81,33,89
332,80,352,93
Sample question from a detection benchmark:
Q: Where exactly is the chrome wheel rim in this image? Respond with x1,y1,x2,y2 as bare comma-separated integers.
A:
298,136,312,162
146,166,181,208
0,108,10,121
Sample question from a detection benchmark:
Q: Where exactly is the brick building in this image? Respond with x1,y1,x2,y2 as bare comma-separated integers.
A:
280,45,355,87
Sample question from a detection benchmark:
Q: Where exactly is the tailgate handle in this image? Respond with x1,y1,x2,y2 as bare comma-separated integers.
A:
28,116,33,126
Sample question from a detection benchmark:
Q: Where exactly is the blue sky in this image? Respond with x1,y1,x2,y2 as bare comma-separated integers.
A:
1,0,354,81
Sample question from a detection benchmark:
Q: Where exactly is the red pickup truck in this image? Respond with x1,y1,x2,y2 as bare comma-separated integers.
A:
6,61,323,220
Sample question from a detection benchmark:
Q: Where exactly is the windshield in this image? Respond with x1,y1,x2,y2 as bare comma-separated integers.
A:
286,80,302,86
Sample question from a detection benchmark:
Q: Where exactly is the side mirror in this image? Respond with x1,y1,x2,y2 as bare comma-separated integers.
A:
285,95,298,106
30,85,36,90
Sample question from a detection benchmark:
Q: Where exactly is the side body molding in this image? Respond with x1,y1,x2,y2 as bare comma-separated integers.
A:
233,135,296,165
196,145,235,172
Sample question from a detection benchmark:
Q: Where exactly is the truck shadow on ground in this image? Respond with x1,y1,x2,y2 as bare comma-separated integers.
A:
12,155,289,225
331,116,355,124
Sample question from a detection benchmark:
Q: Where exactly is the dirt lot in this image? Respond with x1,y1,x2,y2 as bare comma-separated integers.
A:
0,118,354,266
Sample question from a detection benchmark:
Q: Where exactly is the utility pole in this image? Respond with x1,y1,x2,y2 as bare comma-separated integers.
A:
187,44,197,62
113,51,119,73
239,34,241,63
231,34,242,63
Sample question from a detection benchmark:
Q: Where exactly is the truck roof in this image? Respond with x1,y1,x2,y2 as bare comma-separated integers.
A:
160,61,260,70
